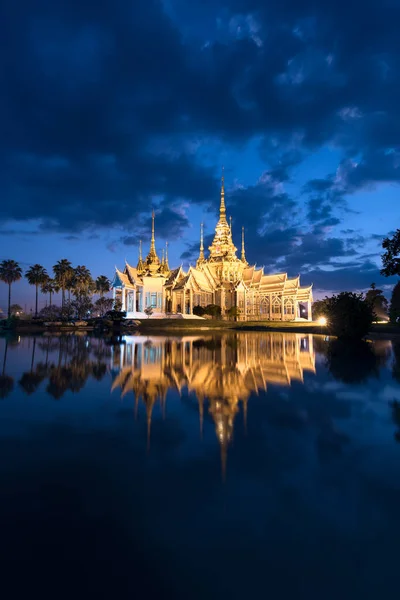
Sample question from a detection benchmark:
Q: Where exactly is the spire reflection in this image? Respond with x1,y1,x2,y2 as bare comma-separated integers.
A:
111,333,316,477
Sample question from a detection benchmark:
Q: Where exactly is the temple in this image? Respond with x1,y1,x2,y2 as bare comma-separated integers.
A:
112,173,313,320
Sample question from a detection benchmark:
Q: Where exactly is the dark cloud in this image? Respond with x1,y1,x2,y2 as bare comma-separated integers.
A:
0,0,399,294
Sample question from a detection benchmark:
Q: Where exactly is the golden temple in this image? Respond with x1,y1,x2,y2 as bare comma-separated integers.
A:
112,174,313,320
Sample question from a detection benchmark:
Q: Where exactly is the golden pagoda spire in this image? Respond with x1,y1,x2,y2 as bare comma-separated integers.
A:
220,166,227,222
145,210,160,272
197,223,205,267
241,226,247,264
150,210,156,252
137,240,144,272
165,241,170,271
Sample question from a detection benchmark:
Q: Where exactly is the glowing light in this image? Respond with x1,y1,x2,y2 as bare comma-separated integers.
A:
318,316,327,326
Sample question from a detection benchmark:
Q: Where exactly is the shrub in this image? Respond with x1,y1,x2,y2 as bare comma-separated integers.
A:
193,305,205,316
325,292,374,339
203,304,221,318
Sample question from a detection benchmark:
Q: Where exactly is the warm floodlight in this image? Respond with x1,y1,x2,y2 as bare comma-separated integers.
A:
318,316,327,326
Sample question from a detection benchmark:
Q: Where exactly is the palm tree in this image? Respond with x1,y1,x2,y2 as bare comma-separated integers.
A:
96,275,111,297
0,260,23,317
41,277,58,306
73,265,94,299
25,264,48,316
53,259,73,308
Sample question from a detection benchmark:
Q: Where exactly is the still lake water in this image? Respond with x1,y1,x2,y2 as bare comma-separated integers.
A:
1,331,400,599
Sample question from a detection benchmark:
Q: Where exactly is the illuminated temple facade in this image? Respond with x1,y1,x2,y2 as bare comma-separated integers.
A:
112,176,313,320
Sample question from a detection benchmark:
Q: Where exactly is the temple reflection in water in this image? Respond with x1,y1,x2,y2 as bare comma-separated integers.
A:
111,333,316,476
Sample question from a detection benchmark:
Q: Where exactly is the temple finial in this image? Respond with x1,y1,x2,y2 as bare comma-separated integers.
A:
241,226,247,263
165,241,170,271
145,209,160,270
137,239,144,271
197,223,205,267
219,167,226,220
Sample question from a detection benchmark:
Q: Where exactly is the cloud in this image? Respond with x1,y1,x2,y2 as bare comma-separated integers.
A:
0,0,399,296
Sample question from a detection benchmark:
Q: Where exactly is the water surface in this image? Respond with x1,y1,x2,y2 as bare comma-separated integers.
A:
1,332,400,599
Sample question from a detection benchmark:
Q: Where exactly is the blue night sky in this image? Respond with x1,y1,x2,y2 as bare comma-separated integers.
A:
1,0,399,311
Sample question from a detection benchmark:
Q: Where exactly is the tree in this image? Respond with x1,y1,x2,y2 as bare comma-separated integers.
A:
381,230,400,277
144,306,153,318
193,305,205,316
365,282,388,321
95,275,111,297
389,281,400,324
94,297,113,316
311,298,330,321
41,277,58,306
226,306,240,320
10,304,23,316
325,291,374,339
71,296,93,320
25,264,48,316
72,265,94,299
39,305,62,321
203,304,221,318
0,260,22,317
53,259,74,308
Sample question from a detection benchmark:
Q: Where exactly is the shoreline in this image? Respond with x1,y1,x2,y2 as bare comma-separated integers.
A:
1,319,398,339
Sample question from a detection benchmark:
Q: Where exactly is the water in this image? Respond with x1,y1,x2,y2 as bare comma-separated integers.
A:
1,332,400,599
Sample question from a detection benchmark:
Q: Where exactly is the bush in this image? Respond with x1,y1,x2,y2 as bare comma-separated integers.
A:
104,310,126,322
203,304,221,318
193,305,205,316
325,292,374,339
39,305,62,321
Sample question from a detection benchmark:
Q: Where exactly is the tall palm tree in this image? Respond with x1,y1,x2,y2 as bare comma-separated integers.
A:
41,277,57,306
73,265,94,298
25,264,48,316
53,259,73,308
0,260,23,317
96,275,111,297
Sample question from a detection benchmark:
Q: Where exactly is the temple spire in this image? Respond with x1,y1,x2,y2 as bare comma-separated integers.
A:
241,226,247,263
145,210,160,272
197,223,205,266
150,210,156,253
137,239,144,272
165,241,170,271
219,167,227,222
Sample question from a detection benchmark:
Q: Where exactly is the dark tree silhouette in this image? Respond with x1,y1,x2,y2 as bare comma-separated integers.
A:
381,230,400,277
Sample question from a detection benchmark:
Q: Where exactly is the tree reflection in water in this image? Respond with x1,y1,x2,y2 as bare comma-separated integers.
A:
0,337,14,399
325,339,380,383
1,334,109,400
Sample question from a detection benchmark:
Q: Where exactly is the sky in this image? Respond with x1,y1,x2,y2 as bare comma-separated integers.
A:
1,0,400,311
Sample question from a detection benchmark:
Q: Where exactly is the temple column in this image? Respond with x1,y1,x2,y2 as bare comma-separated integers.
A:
189,289,193,315
307,300,312,321
132,288,136,314
121,288,126,311
220,288,225,318
294,299,298,320
281,296,285,321
269,294,272,321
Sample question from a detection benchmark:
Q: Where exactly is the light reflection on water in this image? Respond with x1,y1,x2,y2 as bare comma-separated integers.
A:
1,332,400,598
